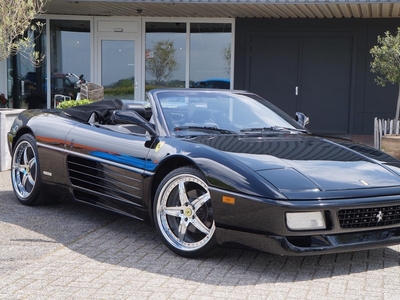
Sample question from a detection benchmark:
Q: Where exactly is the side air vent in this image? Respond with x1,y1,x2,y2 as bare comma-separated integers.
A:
67,155,142,203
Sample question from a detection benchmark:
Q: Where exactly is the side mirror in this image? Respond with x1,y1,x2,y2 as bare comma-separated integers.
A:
295,112,309,127
110,110,156,136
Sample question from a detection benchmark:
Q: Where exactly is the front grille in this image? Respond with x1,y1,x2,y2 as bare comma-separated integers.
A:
338,205,400,228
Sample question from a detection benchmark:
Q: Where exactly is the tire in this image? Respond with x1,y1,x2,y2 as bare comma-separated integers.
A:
11,134,50,206
154,166,217,257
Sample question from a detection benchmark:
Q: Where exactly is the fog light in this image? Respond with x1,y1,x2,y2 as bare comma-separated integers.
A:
286,211,326,230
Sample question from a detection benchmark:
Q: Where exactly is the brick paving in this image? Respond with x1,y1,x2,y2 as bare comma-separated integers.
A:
1,160,400,299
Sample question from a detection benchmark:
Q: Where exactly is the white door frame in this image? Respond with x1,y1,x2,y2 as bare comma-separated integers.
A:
95,35,141,100
94,18,142,100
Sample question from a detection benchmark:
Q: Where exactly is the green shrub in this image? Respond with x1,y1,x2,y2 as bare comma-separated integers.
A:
56,99,94,109
104,86,134,96
145,85,158,92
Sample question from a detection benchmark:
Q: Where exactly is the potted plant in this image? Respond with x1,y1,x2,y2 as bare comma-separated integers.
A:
370,27,400,157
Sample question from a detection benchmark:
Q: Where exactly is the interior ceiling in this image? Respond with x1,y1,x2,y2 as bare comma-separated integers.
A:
43,1,400,19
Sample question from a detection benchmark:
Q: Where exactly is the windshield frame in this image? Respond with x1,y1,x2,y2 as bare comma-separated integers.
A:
149,89,308,137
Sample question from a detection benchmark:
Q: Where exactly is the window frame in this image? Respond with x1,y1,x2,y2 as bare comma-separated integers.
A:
142,18,235,93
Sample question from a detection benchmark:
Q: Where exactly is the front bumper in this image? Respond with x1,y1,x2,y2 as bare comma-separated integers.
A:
210,187,400,255
216,227,400,256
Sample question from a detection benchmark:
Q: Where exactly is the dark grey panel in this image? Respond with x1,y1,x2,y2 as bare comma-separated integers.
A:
248,34,353,134
364,82,398,114
249,37,300,117
300,37,353,134
235,18,400,135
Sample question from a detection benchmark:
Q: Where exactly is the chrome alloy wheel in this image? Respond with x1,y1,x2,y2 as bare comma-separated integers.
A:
156,172,216,254
12,140,38,199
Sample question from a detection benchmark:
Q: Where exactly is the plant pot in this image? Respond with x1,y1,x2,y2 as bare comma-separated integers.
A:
381,134,400,159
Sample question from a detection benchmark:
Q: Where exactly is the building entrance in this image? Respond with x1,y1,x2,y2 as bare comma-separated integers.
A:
99,39,137,100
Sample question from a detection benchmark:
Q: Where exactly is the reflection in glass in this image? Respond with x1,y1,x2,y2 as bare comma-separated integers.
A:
6,57,14,108
6,20,46,109
189,23,231,89
50,20,90,106
101,40,135,100
145,22,186,90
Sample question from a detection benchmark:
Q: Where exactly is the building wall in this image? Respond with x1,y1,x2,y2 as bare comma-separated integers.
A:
234,18,400,135
2,16,398,135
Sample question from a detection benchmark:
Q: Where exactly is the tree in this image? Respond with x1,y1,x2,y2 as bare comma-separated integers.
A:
146,40,179,85
370,28,400,125
0,0,47,65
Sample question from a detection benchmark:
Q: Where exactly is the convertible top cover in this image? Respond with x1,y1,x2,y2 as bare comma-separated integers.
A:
63,99,123,123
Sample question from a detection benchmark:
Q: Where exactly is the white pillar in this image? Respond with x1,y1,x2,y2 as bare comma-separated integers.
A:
0,109,25,171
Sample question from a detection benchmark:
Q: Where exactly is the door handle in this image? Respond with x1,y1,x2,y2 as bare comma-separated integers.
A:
295,86,299,96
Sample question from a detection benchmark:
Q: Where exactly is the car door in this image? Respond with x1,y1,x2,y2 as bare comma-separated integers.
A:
64,122,155,217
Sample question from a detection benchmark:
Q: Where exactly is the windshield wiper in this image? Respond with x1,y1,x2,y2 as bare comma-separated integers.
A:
240,126,307,133
174,126,236,134
273,126,308,133
239,127,274,132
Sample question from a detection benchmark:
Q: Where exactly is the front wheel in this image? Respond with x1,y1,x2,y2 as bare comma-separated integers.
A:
11,134,50,206
154,166,217,257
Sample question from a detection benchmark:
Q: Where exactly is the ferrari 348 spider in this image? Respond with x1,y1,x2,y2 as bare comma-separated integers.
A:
7,89,400,257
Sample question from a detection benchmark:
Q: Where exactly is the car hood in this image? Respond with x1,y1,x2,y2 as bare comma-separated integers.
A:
191,134,400,193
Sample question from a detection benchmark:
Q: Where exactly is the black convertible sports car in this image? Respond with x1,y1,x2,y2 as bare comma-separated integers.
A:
7,89,400,257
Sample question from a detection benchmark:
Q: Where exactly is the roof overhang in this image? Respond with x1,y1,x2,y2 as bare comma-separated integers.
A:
43,0,400,18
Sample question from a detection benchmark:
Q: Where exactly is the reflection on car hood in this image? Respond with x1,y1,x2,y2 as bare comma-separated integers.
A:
191,134,400,192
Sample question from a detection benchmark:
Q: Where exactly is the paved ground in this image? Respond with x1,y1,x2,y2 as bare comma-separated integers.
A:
1,170,400,300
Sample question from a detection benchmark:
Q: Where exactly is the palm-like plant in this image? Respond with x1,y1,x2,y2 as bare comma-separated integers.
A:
370,28,400,126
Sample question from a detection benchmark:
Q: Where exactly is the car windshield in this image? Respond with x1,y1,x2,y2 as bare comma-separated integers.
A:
152,90,305,135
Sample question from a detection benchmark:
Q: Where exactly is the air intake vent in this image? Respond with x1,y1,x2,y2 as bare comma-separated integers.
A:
67,155,141,203
338,206,400,228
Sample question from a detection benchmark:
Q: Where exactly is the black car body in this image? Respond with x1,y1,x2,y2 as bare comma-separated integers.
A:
7,89,400,257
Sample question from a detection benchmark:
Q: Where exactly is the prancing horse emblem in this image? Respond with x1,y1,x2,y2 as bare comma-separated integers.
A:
376,211,384,222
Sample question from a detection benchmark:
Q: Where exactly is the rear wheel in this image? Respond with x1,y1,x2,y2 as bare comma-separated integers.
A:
11,134,50,206
154,166,217,257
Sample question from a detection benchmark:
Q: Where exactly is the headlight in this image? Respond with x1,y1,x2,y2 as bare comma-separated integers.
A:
286,211,326,230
